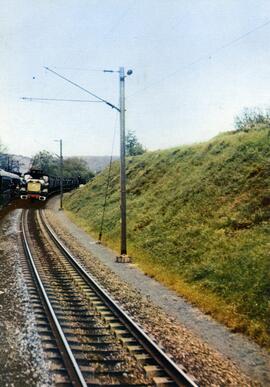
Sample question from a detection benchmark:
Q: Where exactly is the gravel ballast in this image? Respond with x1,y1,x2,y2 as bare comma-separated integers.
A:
0,208,51,386
46,196,270,386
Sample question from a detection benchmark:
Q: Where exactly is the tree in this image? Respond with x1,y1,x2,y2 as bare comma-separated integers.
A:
31,151,94,181
125,130,146,156
234,107,270,132
31,150,59,175
0,139,6,154
0,140,19,173
0,139,7,169
63,157,94,181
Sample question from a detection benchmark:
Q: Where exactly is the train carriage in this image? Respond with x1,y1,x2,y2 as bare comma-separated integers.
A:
0,169,21,209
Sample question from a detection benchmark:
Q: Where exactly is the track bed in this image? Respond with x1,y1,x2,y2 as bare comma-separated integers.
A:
21,209,197,386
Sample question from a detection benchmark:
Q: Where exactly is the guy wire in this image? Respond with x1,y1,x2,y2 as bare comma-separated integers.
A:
98,113,118,242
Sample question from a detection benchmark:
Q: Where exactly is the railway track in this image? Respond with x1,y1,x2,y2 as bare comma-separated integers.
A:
21,208,198,386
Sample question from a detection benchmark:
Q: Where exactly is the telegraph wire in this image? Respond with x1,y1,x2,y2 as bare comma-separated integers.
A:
209,19,270,56
128,19,270,99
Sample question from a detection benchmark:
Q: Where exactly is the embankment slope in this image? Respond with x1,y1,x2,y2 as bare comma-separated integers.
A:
64,126,270,348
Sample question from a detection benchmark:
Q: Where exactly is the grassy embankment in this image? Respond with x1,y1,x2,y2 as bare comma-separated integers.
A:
64,126,270,349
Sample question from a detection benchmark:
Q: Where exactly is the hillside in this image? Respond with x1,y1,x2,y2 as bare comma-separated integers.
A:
64,126,270,348
80,155,119,173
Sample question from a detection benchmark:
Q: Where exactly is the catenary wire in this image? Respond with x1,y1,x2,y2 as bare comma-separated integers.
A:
104,0,136,36
44,67,120,111
50,1,135,74
21,97,103,103
50,67,106,72
127,19,270,99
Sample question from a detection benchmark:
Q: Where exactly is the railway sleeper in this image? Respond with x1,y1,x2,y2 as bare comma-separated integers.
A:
133,353,152,362
39,334,55,342
57,315,94,323
36,326,52,334
113,327,131,337
143,365,164,378
62,323,110,331
64,333,111,341
69,340,116,348
52,310,97,319
44,351,63,361
63,328,111,337
52,374,73,386
59,323,108,331
153,376,176,386
76,358,125,366
105,322,120,331
80,368,132,377
126,345,144,354
49,361,68,372
91,301,104,307
54,306,90,312
71,348,121,355
119,337,138,345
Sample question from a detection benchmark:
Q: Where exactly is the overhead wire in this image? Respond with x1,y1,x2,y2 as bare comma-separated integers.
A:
104,0,136,36
98,112,118,242
50,0,136,74
127,19,270,99
21,97,103,103
50,67,106,72
44,67,120,111
79,0,136,57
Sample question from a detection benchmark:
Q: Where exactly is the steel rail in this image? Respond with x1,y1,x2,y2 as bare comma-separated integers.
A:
21,209,88,387
40,209,198,387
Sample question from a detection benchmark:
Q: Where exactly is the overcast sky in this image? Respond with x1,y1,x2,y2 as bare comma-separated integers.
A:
1,0,270,157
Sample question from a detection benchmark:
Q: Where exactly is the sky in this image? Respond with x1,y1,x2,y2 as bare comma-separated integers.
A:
1,0,270,157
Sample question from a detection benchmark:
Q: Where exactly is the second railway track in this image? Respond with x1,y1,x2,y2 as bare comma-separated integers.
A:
21,208,198,387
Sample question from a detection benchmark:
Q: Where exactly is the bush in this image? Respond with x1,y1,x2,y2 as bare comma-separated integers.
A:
234,107,270,132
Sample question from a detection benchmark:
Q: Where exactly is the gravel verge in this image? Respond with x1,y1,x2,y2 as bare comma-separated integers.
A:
46,196,270,386
0,209,51,386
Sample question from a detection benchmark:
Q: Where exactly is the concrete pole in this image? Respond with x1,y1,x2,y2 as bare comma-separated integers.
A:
119,67,127,257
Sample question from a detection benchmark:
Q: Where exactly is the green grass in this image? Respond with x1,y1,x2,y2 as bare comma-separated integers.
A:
64,126,270,349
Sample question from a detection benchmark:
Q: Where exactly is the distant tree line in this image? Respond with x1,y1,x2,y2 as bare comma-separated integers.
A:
0,129,146,178
31,151,94,181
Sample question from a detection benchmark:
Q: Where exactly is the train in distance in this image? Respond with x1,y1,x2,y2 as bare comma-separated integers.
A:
20,168,81,201
0,169,21,209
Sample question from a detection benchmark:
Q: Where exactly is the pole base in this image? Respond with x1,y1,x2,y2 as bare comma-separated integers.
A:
116,254,132,263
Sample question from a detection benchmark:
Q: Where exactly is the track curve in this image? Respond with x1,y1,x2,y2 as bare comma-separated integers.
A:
21,208,198,387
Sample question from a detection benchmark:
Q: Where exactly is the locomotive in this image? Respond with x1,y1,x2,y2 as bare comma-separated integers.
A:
0,169,21,209
20,168,79,201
